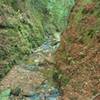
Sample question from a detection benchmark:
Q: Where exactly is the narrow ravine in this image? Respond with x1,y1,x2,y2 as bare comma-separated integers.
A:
0,0,75,100
1,0,100,100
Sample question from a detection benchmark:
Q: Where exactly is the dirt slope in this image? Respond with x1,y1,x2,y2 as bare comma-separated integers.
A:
55,0,100,100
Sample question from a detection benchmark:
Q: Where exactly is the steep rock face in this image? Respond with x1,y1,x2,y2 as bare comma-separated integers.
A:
56,0,100,99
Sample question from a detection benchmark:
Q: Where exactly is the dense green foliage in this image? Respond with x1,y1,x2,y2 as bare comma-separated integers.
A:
0,0,74,78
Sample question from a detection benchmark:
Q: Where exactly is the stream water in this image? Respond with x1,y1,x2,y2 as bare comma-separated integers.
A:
23,39,61,100
0,38,61,100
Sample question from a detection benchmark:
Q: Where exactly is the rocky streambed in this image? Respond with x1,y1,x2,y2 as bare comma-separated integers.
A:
0,40,61,100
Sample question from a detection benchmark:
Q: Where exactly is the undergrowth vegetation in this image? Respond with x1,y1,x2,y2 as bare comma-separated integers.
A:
0,0,74,79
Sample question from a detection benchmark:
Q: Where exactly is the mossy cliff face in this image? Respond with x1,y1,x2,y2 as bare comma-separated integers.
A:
0,0,74,78
56,0,100,99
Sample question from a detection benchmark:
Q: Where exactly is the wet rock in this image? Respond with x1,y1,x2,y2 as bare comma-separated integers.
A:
49,89,60,97
27,93,40,100
47,96,58,100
